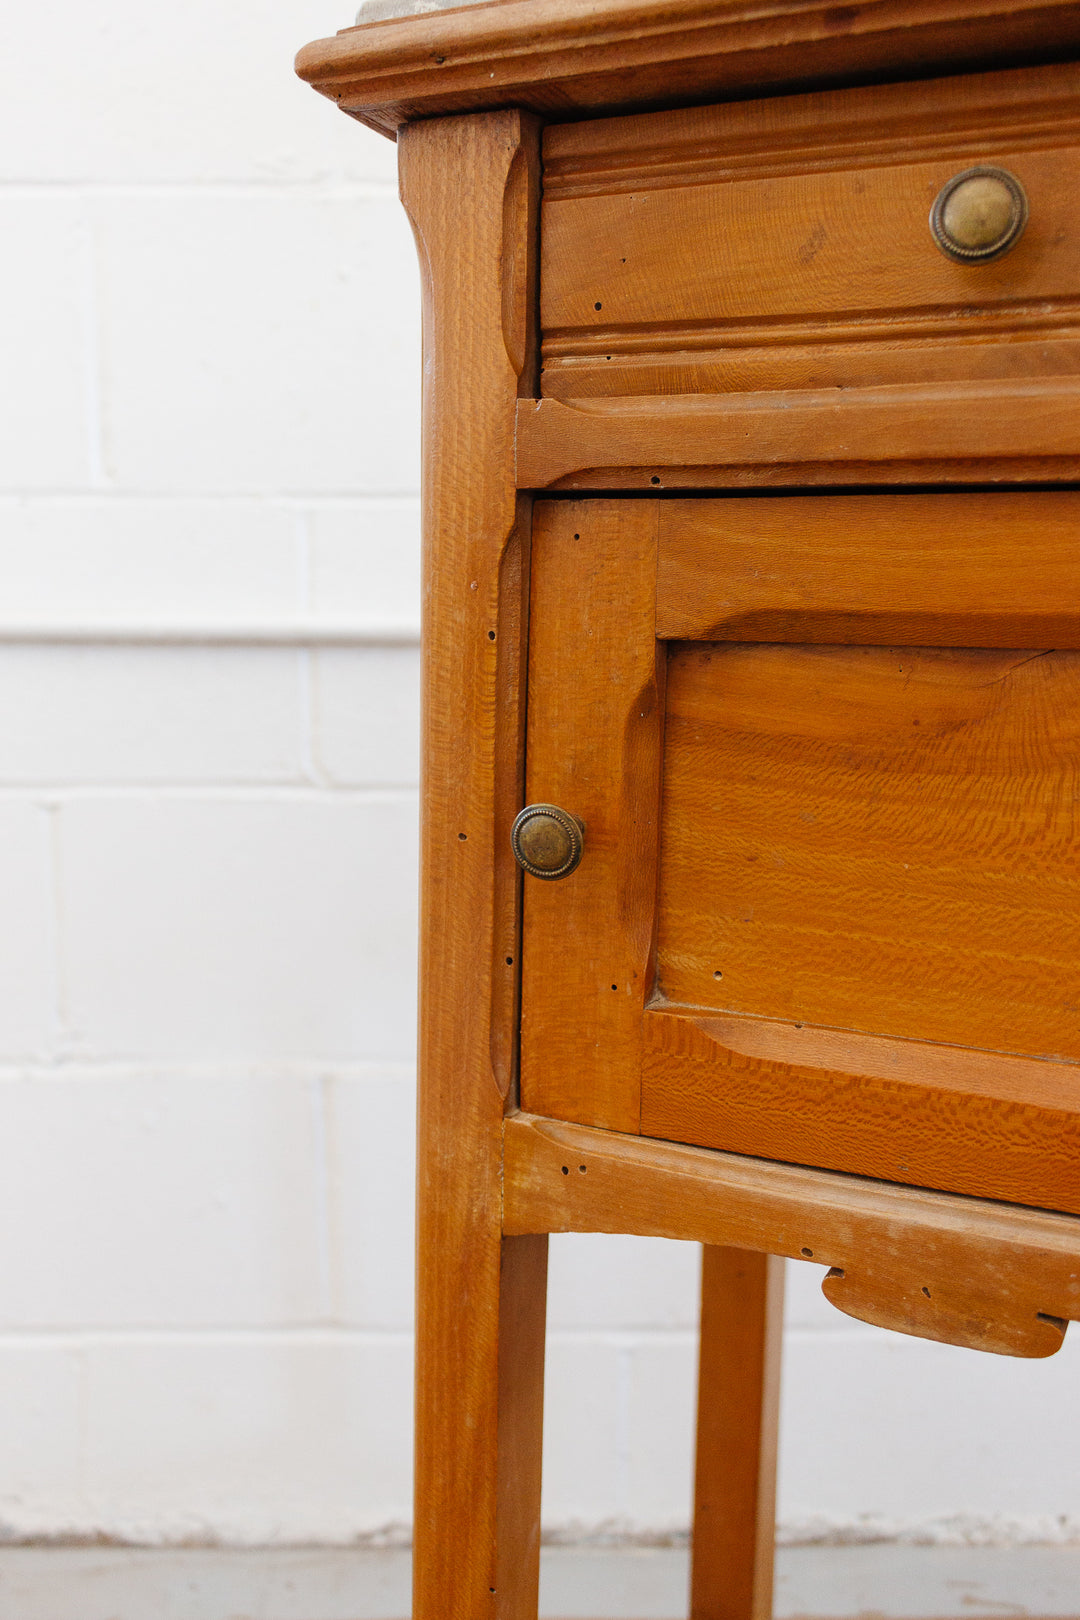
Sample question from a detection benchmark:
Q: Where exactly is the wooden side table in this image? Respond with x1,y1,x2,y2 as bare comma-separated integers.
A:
297,7,1080,1616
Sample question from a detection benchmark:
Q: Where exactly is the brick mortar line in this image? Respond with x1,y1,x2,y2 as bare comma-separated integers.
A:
0,783,420,800
0,1062,417,1079
0,490,422,502
0,494,421,505
0,1327,863,1345
0,182,401,198
0,625,420,645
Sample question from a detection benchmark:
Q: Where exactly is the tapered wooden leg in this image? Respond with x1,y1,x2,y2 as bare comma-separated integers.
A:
495,1233,550,1617
400,102,543,1620
690,1247,785,1620
414,1230,548,1620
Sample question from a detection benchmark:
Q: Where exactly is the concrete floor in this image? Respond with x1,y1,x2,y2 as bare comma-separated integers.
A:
0,1543,1076,1619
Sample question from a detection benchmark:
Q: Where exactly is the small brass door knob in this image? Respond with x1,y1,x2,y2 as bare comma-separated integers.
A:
511,804,584,880
930,166,1028,262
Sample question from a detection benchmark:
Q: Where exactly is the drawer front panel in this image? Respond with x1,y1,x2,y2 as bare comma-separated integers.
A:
540,62,1080,399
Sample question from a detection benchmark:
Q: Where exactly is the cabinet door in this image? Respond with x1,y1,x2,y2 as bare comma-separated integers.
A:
519,493,1080,1214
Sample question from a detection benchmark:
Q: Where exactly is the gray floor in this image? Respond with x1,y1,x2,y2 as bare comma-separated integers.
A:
0,1543,1076,1619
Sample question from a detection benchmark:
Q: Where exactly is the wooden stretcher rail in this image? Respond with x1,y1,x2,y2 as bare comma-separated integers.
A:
502,1111,1080,1358
514,379,1080,487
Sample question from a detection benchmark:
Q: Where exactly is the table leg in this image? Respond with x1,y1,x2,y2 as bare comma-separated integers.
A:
690,1246,785,1620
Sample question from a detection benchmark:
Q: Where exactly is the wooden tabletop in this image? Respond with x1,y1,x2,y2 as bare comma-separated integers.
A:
296,0,1080,137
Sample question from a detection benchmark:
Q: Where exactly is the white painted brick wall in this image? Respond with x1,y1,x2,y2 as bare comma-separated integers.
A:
0,0,1076,1555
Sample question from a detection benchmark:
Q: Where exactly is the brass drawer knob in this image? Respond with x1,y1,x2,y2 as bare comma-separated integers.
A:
511,803,584,880
930,166,1028,262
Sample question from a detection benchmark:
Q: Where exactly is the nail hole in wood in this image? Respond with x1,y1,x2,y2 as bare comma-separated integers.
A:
458,832,467,841
561,1166,569,1175
714,969,723,979
921,1286,931,1298
578,1164,587,1173
594,301,602,310
650,476,661,485
488,630,496,640
801,1247,813,1257
506,956,513,965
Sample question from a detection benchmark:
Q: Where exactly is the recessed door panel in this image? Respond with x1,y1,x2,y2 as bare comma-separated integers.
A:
656,641,1080,1060
520,494,1080,1213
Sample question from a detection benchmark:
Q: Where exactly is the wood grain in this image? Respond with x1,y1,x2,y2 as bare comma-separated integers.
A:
495,1234,549,1620
691,1248,784,1620
295,0,1080,140
539,314,1080,405
543,152,1079,327
540,61,1080,399
514,381,1080,488
641,1009,1080,1215
541,57,1080,196
645,637,1080,1212
521,499,1080,1213
656,492,1080,647
520,499,661,1131
401,109,543,1620
302,8,1080,1609
657,642,1080,1065
503,1112,1080,1357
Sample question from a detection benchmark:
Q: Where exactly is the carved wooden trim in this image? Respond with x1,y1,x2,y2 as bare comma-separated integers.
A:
296,0,1080,138
514,379,1080,487
541,56,1080,196
503,1111,1080,1357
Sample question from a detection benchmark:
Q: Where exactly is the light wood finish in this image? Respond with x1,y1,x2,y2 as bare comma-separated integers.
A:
691,1249,784,1620
522,493,1080,1216
520,500,661,1131
496,1234,549,1620
645,636,1080,1210
657,642,1080,1036
295,0,1080,139
515,381,1080,489
540,62,1080,400
503,1112,1079,1358
656,492,1080,647
400,108,543,1620
299,8,1080,1613
641,1009,1080,1217
657,642,1080,1051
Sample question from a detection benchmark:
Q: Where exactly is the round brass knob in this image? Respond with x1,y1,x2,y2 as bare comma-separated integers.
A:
930,166,1028,262
511,803,584,880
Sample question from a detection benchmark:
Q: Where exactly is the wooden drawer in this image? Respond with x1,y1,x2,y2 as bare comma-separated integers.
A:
520,492,1080,1215
540,60,1080,400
